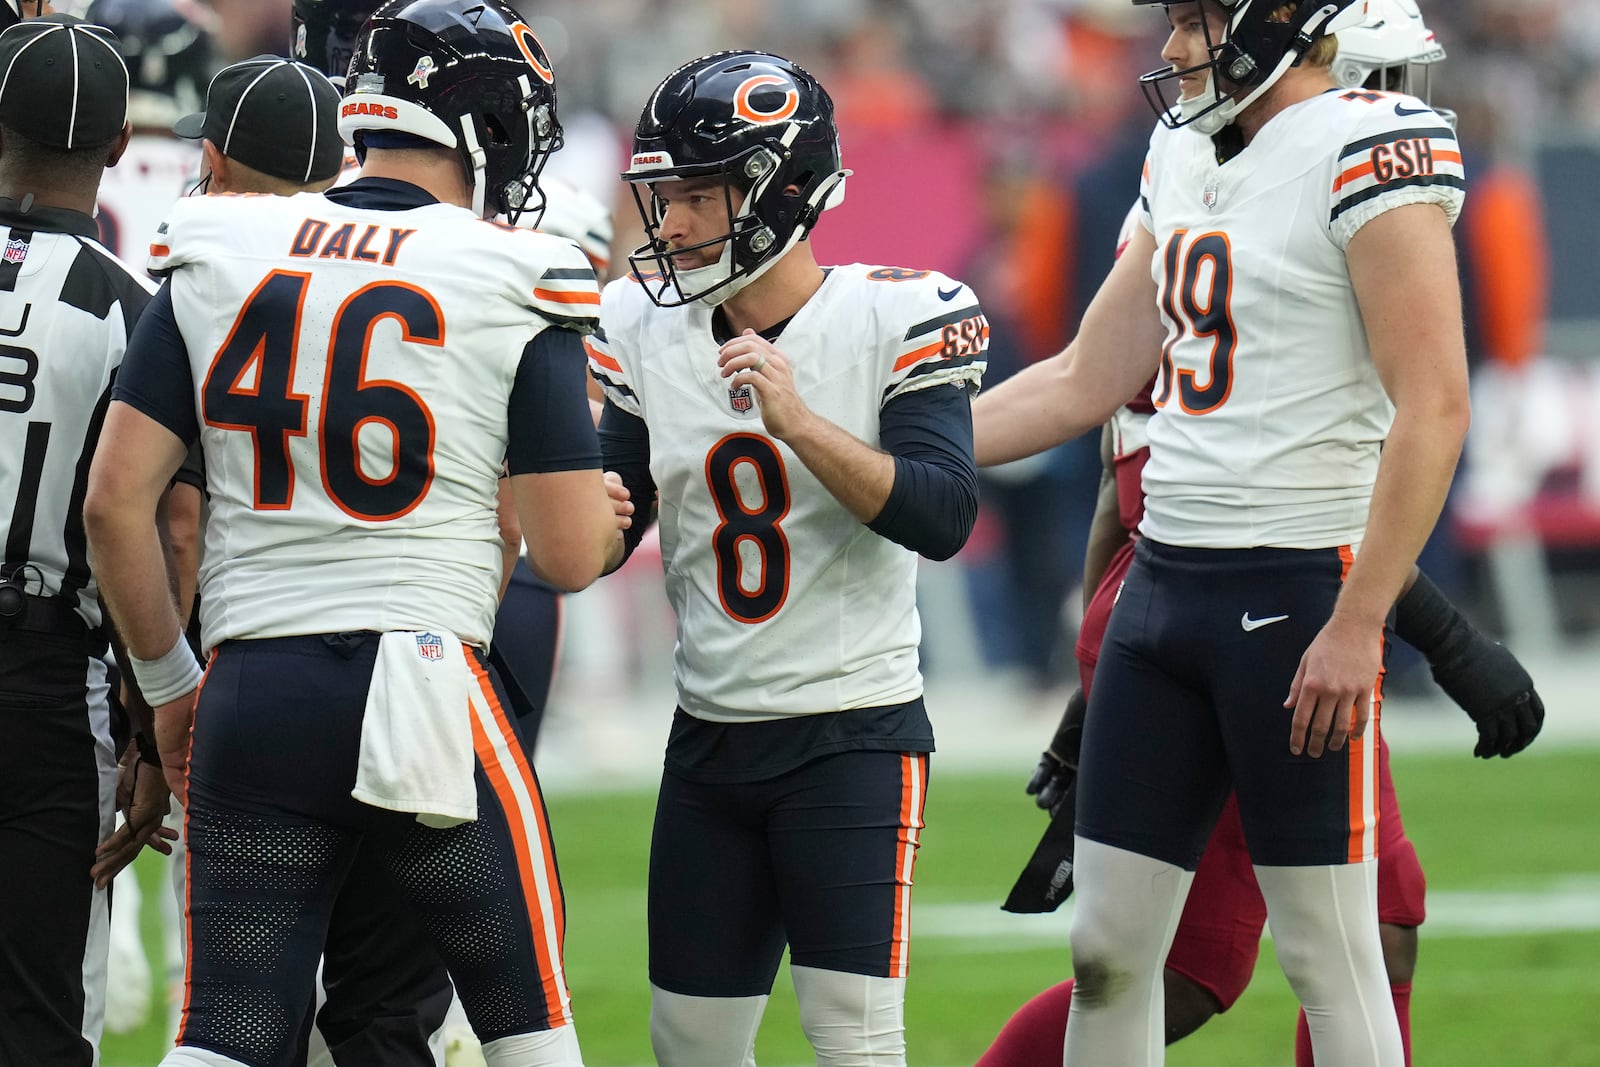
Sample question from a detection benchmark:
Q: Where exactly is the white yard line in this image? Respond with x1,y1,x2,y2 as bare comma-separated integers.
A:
916,875,1600,951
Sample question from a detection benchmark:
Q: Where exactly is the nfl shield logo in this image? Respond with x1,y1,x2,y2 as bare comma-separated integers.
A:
728,385,754,413
407,55,437,89
415,632,445,661
1202,179,1220,211
3,237,27,265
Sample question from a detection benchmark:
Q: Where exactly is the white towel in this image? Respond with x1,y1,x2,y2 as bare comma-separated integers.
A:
353,631,477,828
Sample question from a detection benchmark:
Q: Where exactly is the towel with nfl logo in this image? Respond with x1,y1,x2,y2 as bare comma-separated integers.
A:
353,630,478,827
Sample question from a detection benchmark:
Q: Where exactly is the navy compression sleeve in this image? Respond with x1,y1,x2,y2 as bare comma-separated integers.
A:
112,282,199,446
868,382,979,561
597,399,656,565
507,328,603,475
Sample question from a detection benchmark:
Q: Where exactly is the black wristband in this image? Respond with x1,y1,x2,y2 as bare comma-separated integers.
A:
134,731,163,768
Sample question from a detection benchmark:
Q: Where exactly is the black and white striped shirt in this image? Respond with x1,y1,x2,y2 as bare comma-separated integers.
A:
0,197,155,631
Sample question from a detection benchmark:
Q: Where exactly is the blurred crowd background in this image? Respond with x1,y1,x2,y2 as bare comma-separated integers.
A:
100,0,1600,700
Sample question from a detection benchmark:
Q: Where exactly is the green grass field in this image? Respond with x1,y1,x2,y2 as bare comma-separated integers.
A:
104,746,1600,1066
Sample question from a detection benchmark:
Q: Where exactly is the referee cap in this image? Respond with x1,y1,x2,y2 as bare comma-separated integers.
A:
172,56,343,184
0,14,129,149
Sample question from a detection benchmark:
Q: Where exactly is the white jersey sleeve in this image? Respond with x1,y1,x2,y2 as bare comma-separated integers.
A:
1137,151,1156,237
526,235,601,333
586,276,647,418
875,268,988,404
1326,92,1465,249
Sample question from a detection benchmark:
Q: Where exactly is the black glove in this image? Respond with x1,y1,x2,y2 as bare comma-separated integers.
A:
1429,633,1545,759
1395,570,1545,760
1026,687,1086,818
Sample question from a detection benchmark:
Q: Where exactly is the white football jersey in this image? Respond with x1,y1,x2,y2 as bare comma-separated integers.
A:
590,265,987,722
150,191,599,650
1136,89,1465,549
93,134,200,261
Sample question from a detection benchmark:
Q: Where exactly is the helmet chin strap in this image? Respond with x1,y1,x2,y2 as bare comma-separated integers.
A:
1183,43,1314,135
1184,2,1356,136
684,167,850,308
459,115,489,218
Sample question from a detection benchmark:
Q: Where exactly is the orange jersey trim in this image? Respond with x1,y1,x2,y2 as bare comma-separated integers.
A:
892,340,944,374
888,753,928,979
533,287,601,306
466,654,572,1026
583,339,622,374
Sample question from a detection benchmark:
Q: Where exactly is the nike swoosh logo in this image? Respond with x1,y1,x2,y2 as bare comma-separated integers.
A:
1393,103,1432,117
938,286,962,301
1241,612,1289,632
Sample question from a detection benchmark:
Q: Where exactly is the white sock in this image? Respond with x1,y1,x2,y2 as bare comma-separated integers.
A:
1256,861,1404,1067
791,965,906,1066
649,984,765,1067
481,1024,583,1066
1061,837,1193,1067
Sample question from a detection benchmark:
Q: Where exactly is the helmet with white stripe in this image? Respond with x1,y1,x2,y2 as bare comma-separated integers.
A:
340,0,563,223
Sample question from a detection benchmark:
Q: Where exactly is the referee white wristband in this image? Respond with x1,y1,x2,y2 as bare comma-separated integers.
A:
129,636,204,706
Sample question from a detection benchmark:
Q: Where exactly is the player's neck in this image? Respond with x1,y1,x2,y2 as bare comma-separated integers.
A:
718,245,826,336
1233,66,1336,146
358,149,472,210
0,177,97,216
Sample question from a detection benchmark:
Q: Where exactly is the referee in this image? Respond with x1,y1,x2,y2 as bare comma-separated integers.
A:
0,15,165,1067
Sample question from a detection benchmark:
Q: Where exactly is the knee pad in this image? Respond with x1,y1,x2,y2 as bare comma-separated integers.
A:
791,965,906,1067
649,985,764,1067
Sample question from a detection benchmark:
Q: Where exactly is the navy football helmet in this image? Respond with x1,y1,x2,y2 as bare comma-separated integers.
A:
1135,0,1366,134
85,0,210,126
622,50,848,308
340,0,563,223
291,0,382,83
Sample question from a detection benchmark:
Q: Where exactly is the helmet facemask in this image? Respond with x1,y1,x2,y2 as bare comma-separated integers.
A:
459,81,563,225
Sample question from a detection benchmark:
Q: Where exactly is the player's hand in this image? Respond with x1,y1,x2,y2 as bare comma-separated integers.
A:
91,759,176,888
154,690,198,806
1026,687,1086,818
604,470,634,530
717,330,809,440
1285,613,1382,758
1431,634,1545,758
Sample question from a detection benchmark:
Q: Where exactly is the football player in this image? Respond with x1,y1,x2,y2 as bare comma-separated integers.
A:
83,3,620,1066
984,19,1542,1059
972,1,1471,1064
590,51,984,1067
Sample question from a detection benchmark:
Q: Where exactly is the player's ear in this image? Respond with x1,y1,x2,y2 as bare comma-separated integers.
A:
200,140,228,194
105,121,133,168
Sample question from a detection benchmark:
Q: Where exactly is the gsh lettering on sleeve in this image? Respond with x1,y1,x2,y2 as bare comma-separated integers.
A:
1370,139,1435,183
